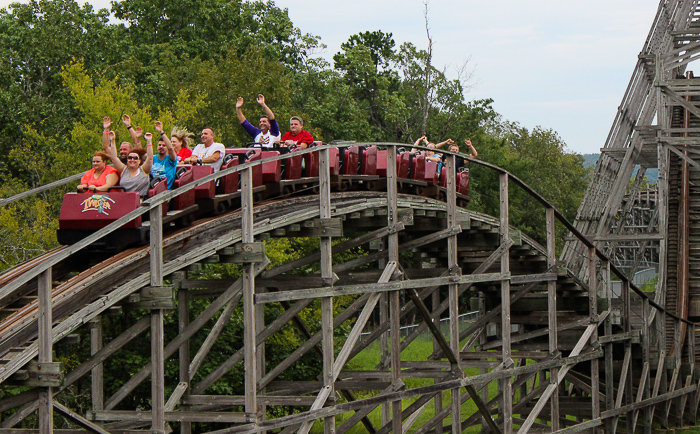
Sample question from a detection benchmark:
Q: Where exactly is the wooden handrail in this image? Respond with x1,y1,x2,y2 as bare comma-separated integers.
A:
0,173,83,207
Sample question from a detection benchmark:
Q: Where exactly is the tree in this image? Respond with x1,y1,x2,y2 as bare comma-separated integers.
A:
333,31,400,133
0,0,115,183
470,120,590,248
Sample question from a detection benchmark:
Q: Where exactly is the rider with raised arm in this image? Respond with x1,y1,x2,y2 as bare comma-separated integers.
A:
102,116,132,164
106,130,153,200
411,136,442,163
151,121,178,189
236,94,280,147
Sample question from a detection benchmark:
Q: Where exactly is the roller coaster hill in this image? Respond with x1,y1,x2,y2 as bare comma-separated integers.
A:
8,0,700,432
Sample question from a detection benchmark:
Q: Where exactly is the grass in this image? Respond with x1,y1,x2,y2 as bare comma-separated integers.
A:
309,335,503,433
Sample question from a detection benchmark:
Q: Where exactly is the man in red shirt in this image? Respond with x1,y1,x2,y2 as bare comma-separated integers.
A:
281,116,314,149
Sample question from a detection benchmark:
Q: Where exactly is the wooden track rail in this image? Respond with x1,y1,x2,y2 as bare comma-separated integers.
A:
0,141,698,433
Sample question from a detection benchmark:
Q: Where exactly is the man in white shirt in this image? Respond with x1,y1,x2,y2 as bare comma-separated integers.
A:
184,127,226,172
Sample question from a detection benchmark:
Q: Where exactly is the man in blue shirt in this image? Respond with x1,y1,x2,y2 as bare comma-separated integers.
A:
151,121,178,189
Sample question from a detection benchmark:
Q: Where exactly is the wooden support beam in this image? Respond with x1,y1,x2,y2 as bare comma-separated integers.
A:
445,153,462,433
240,167,258,423
214,349,603,434
88,318,103,414
500,173,513,434
37,267,53,434
104,260,269,411
88,410,252,424
255,272,507,303
192,295,312,395
149,204,165,434
178,285,191,434
546,206,560,431
53,402,109,434
259,224,404,279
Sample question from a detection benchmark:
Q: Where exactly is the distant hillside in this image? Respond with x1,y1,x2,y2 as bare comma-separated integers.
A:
582,154,599,169
581,154,658,184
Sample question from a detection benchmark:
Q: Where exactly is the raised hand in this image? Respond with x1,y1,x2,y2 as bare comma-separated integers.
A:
257,94,266,106
446,138,454,145
103,116,112,130
108,131,116,142
144,132,153,141
154,121,163,133
122,114,131,127
236,97,244,109
134,126,143,140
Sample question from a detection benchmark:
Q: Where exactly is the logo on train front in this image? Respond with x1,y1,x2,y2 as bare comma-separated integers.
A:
80,194,115,215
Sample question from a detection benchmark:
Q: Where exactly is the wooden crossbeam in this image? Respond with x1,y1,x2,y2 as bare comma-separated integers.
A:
53,402,109,434
104,260,269,410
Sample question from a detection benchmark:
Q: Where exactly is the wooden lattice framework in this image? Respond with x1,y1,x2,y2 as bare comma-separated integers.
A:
4,1,700,432
0,142,697,434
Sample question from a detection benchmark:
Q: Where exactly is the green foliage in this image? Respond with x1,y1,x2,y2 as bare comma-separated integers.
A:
0,0,115,179
0,197,57,269
0,2,594,425
470,120,591,248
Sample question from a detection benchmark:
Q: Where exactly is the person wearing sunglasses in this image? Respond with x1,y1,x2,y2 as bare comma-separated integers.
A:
106,129,154,199
77,152,120,193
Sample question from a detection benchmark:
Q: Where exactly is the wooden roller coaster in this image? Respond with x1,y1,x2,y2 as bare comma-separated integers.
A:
5,0,700,432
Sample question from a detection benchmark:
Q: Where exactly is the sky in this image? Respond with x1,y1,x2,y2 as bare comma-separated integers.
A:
0,0,665,154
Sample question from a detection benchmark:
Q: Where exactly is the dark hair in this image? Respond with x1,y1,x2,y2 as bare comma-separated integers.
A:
290,116,303,126
129,148,148,165
260,115,269,121
203,127,216,136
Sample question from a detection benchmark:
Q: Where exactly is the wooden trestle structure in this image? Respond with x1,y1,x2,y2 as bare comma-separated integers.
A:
0,139,694,434
6,0,700,432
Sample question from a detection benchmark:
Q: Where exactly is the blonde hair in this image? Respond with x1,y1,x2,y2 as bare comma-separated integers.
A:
170,126,194,149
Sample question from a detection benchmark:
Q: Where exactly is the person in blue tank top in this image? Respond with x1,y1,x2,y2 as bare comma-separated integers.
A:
151,121,178,189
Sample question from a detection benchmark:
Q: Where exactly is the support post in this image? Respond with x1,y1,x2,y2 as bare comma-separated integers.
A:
89,317,103,414
500,173,512,434
446,154,461,433
623,279,634,433
38,268,53,434
381,146,393,426
545,207,559,432
643,298,652,434
149,205,165,434
319,147,335,433
387,144,402,434
241,167,258,422
600,260,613,433
178,286,191,434
588,246,600,433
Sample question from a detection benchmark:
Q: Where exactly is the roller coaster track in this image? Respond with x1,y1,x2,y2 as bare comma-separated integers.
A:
0,142,697,433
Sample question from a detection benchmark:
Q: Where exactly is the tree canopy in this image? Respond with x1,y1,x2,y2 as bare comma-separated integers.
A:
0,0,593,425
0,0,591,267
